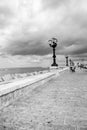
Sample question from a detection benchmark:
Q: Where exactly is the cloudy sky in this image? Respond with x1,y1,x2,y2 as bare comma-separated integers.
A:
0,0,87,68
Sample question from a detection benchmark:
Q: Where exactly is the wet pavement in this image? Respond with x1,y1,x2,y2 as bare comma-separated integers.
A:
0,69,87,130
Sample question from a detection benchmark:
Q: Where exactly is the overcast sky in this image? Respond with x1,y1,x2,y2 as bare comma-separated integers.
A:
0,0,87,68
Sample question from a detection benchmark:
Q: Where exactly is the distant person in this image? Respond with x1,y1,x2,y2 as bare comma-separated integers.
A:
69,59,76,72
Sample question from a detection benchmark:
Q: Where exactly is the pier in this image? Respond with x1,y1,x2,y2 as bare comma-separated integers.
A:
0,0,87,129
0,68,87,130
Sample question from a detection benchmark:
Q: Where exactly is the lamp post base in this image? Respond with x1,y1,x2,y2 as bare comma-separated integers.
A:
50,63,58,69
51,63,58,67
50,66,58,69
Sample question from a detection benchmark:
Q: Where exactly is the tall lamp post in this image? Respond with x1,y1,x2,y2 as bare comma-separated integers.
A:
65,56,69,66
48,37,58,67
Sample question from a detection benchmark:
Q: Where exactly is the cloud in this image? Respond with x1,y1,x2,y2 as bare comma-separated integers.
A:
0,0,87,67
3,39,51,55
0,6,13,28
42,0,69,10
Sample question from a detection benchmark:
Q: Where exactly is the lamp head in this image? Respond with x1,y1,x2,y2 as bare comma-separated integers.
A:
48,37,58,48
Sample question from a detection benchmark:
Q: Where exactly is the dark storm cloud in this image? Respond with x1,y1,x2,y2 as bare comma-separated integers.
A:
4,39,51,56
71,45,87,55
1,0,87,57
58,41,87,56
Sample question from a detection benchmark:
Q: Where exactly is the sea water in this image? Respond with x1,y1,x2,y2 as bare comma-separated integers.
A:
0,67,49,76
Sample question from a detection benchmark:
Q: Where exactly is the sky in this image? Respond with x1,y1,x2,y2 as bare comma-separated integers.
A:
0,0,87,68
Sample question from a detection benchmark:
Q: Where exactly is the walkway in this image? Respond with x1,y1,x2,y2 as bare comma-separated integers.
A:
0,69,87,130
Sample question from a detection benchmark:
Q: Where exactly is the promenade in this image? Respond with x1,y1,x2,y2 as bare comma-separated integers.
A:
0,69,87,130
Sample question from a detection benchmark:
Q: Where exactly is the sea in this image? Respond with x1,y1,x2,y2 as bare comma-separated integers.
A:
0,67,49,76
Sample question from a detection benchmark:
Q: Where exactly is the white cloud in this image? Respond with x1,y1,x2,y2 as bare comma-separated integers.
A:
0,0,87,67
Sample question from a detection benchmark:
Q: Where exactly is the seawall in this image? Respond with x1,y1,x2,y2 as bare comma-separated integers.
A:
0,67,68,110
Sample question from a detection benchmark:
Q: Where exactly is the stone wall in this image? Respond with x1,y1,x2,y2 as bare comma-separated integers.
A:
0,72,56,110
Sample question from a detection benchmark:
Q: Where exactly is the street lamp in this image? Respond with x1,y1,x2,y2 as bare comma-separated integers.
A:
48,37,58,67
65,56,69,66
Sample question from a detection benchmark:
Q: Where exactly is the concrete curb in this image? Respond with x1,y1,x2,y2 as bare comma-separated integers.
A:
0,72,56,110
0,67,68,110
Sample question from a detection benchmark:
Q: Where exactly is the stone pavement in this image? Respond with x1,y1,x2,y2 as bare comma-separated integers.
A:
0,69,87,130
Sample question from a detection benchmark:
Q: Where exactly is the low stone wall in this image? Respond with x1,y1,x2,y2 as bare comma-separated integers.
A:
0,70,50,83
0,72,56,110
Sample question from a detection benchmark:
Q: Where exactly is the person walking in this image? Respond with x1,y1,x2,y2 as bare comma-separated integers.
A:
69,59,76,72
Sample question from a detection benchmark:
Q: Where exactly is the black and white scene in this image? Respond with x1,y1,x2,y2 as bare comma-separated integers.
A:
0,0,87,129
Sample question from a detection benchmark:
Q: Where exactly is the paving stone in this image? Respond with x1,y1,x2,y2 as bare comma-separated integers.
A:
0,70,87,130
